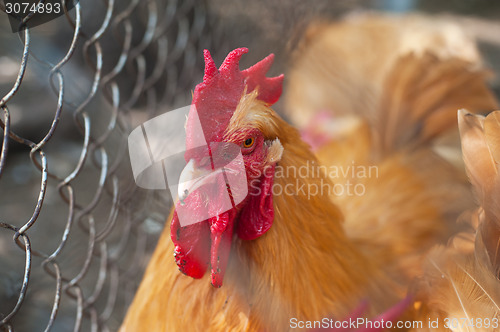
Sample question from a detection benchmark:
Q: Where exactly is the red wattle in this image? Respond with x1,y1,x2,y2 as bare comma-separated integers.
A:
170,195,239,286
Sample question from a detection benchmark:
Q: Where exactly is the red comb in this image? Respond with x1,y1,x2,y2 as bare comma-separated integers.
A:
185,48,284,152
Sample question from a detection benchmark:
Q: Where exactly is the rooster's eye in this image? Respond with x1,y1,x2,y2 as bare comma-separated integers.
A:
243,138,255,148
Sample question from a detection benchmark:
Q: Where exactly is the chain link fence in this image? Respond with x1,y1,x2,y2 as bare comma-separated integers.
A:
0,0,500,331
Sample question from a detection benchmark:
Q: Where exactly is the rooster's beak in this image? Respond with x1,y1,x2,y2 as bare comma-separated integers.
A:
178,158,224,203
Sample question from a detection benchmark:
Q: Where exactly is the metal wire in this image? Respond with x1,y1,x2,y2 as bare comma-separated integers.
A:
0,0,221,330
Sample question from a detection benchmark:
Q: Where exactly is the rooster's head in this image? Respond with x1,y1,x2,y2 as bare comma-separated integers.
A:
171,48,285,287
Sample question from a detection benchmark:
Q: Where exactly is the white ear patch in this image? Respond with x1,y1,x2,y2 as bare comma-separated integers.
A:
266,138,283,164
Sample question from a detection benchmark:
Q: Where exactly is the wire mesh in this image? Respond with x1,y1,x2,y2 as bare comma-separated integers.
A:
0,0,224,331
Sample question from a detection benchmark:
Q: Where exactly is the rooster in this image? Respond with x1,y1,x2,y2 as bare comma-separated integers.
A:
120,17,498,332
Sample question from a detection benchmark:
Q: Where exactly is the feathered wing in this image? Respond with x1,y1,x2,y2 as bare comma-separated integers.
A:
413,110,500,331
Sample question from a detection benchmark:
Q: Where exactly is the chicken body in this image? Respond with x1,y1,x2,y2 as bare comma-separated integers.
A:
285,13,498,292
121,14,498,331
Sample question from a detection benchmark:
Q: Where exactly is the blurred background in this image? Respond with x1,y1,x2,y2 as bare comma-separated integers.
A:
0,0,499,331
